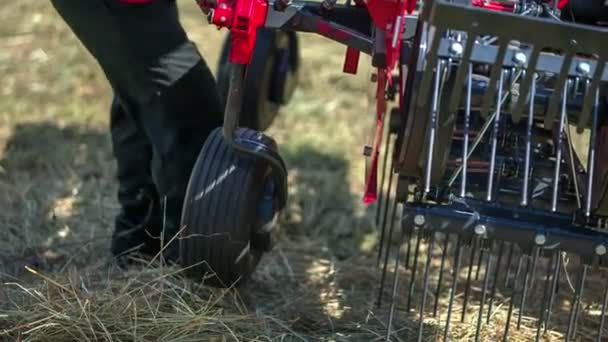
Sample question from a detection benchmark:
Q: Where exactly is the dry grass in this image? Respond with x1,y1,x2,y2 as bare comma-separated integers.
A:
1,1,606,341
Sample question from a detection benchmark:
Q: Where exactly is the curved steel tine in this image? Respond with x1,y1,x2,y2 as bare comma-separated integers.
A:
545,252,563,334
417,232,436,342
443,235,464,340
504,244,515,288
487,242,505,323
566,264,587,340
377,135,395,267
375,125,392,227
476,248,485,281
407,228,424,312
517,248,538,330
474,243,492,342
535,252,557,342
462,237,478,322
504,254,527,341
433,234,450,317
386,225,407,342
377,199,400,308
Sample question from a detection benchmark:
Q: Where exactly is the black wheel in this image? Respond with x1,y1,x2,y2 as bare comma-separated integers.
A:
179,127,280,287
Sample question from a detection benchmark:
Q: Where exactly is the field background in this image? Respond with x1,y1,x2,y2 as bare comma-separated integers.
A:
0,1,597,341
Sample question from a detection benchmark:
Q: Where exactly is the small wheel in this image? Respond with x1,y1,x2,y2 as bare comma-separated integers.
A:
179,127,280,287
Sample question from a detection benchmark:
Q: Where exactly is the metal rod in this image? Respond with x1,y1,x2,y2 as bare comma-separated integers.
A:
424,60,444,194
586,87,600,217
417,233,435,342
460,63,473,197
475,246,492,342
407,228,423,312
504,244,515,288
551,83,568,212
433,234,450,317
405,233,412,269
487,69,505,202
385,226,406,342
567,264,587,340
476,248,485,281
377,158,395,267
545,252,562,334
522,73,536,206
443,235,463,340
517,250,537,330
487,242,505,323
535,252,556,342
375,127,392,226
377,199,399,308
462,238,478,322
504,255,526,342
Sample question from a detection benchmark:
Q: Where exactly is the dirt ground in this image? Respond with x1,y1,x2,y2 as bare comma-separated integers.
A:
1,1,606,341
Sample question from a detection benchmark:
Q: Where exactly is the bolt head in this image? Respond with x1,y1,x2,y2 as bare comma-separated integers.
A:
449,42,464,56
220,16,226,23
596,244,607,256
414,215,426,226
534,234,546,245
513,52,527,66
576,62,591,75
219,3,227,8
474,224,486,236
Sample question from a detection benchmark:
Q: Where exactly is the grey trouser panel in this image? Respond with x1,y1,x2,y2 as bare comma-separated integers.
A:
50,0,224,257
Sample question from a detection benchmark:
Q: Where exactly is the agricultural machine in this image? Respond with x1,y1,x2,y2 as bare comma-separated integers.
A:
178,0,608,340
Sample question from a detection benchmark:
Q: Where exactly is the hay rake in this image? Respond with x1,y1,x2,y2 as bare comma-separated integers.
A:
178,0,608,339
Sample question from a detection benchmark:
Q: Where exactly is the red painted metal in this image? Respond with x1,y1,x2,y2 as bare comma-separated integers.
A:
471,0,515,13
343,47,360,74
363,71,388,203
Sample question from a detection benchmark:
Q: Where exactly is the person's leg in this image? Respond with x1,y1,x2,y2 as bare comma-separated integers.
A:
50,0,224,261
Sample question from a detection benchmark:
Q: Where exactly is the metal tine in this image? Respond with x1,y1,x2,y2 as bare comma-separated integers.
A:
487,242,505,323
481,41,508,118
475,242,492,342
407,227,424,312
522,73,536,206
476,248,485,281
460,62,473,197
375,126,392,227
377,151,395,267
377,199,400,308
586,87,600,217
443,235,464,340
535,252,557,342
598,274,608,342
544,52,574,130
385,225,407,342
510,252,524,290
567,264,588,340
433,234,450,317
487,69,506,202
504,244,515,288
545,251,563,334
447,34,476,115
503,254,528,341
405,234,412,269
517,248,539,330
577,59,606,132
511,49,541,122
424,59,445,194
462,237,479,322
417,232,436,342
551,83,569,212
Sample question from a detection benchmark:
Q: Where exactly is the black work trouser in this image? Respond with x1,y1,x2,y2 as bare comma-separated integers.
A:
50,0,223,259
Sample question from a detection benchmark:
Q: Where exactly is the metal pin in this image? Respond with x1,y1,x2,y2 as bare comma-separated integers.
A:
462,238,478,322
475,247,492,341
586,87,600,217
424,60,444,194
407,228,424,312
522,73,536,206
597,279,608,342
377,163,395,267
487,242,505,323
487,70,505,202
417,233,436,342
433,234,450,317
545,252,562,334
551,84,568,212
377,199,399,307
386,226,407,341
567,264,587,340
504,244,515,288
460,63,473,197
517,250,537,330
535,253,556,342
443,235,463,340
375,129,392,227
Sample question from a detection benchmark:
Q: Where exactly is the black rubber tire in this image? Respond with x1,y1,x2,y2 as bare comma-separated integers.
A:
179,127,273,287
